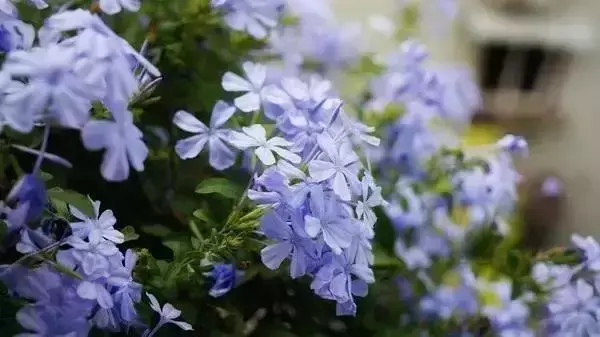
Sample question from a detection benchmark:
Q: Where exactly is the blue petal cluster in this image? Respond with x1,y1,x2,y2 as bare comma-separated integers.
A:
0,2,193,336
173,61,385,316
368,37,534,335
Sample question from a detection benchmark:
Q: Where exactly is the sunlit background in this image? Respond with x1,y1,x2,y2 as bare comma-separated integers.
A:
331,0,600,247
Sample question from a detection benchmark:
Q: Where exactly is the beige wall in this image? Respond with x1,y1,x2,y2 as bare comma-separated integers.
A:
332,0,600,244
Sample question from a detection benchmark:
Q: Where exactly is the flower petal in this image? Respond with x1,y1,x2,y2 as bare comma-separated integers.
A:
210,100,236,128
261,242,293,270
255,146,275,166
234,92,261,113
173,110,208,133
222,71,251,92
175,134,208,160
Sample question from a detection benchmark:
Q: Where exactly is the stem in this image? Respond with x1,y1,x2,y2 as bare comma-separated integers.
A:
145,320,165,337
11,239,64,266
33,124,51,175
224,175,254,227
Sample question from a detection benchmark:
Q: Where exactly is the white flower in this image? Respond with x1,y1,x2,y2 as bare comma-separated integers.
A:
229,124,300,166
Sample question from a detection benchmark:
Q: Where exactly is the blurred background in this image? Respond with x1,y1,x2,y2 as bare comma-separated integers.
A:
329,0,600,249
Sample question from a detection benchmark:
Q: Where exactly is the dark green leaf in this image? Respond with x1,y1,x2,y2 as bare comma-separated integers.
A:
193,208,213,224
195,178,242,199
163,235,193,260
47,187,93,217
140,224,172,237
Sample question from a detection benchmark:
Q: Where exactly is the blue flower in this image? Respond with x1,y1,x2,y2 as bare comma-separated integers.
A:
16,304,92,337
109,249,143,324
212,0,283,39
69,198,123,244
0,0,17,20
99,0,141,15
222,62,268,112
260,210,320,279
547,279,600,337
229,124,301,166
571,234,600,271
143,293,193,337
81,109,149,181
59,236,119,277
309,253,373,316
205,263,244,298
6,173,46,222
173,101,238,170
304,185,356,255
44,9,160,112
0,19,34,52
308,133,361,201
2,44,102,130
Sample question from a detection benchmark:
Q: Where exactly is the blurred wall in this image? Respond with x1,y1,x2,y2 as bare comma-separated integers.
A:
331,0,600,244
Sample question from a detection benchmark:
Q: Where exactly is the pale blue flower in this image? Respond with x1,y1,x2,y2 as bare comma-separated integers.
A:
2,44,101,130
81,109,149,181
109,249,143,324
173,100,237,170
547,279,600,337
144,293,193,336
6,173,46,222
304,185,356,255
346,224,374,266
0,19,34,52
308,133,361,201
394,239,431,270
260,210,320,278
68,198,124,244
61,236,119,277
572,234,600,271
497,134,528,156
310,253,373,316
16,304,92,337
213,0,282,39
222,62,268,112
229,124,300,166
0,0,17,20
355,173,385,230
77,280,115,309
99,0,141,15
45,9,160,112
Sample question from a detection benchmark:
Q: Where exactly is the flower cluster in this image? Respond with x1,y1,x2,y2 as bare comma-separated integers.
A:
533,235,600,336
0,1,194,336
210,0,285,39
173,60,385,316
1,198,142,336
366,34,535,335
0,5,159,181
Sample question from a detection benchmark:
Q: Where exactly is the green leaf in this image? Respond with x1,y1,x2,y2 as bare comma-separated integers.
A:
195,178,241,199
47,187,93,217
140,224,172,237
192,208,213,224
163,235,193,260
238,205,269,223
121,226,139,242
189,220,203,240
